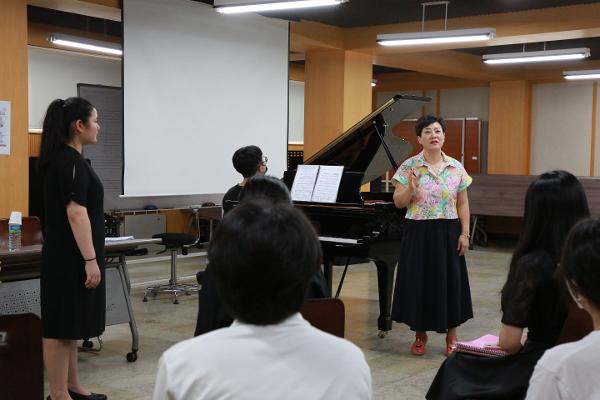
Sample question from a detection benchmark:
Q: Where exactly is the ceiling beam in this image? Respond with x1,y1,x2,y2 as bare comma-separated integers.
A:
342,3,600,52
374,72,488,91
28,0,121,21
290,20,345,53
522,59,600,82
373,50,522,81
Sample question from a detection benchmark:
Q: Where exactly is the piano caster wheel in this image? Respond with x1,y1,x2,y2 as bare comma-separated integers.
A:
377,331,387,339
185,290,191,296
173,298,179,305
126,351,138,362
82,339,94,349
142,296,148,302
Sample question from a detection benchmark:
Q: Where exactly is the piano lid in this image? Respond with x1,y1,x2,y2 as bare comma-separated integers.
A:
303,94,431,184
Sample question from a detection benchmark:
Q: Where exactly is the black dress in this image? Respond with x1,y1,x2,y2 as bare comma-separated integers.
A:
41,145,105,339
426,251,567,400
392,219,473,333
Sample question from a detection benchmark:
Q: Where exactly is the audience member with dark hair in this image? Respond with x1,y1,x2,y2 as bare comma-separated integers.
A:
427,170,590,400
526,218,600,399
194,175,327,336
239,174,291,204
221,145,267,213
155,202,372,400
39,97,107,400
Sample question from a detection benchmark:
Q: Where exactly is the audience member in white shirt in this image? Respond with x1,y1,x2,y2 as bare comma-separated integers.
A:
527,218,600,400
153,201,373,400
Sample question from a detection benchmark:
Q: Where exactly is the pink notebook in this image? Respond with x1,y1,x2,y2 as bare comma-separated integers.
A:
454,334,508,358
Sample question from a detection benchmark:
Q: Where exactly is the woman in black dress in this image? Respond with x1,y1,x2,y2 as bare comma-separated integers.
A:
39,97,107,400
426,170,590,400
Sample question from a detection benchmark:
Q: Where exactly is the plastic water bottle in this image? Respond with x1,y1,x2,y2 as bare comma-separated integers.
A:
8,211,22,251
8,223,21,251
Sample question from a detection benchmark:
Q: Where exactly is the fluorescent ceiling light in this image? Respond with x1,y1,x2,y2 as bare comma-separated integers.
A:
483,48,590,65
214,0,347,14
48,33,122,56
563,69,600,80
377,28,495,47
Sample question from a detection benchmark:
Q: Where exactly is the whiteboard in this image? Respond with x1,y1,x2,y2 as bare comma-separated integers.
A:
123,0,289,196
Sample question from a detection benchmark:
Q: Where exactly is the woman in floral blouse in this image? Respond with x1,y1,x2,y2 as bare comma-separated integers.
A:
391,115,473,356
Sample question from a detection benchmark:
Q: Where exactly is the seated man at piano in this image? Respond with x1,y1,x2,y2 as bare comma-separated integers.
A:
221,145,268,214
195,175,327,336
155,201,372,400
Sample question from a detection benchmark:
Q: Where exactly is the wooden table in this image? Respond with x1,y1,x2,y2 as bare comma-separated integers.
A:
0,238,160,362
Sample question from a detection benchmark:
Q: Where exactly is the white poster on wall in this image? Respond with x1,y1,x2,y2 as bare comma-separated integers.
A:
0,101,10,156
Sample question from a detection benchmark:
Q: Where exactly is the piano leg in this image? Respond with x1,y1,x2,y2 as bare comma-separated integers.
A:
374,254,398,337
322,250,334,298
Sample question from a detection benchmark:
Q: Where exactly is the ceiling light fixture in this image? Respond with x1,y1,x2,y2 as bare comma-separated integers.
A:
371,79,378,87
562,69,600,80
214,0,347,14
378,28,495,47
483,48,590,65
47,33,122,56
377,2,495,47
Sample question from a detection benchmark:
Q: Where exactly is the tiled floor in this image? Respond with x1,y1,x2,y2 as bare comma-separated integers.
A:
51,244,514,399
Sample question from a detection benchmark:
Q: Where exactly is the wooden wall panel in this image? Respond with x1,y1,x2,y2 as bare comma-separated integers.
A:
303,50,372,159
304,50,345,159
0,0,28,218
487,81,531,174
341,51,372,131
289,63,305,82
29,133,42,157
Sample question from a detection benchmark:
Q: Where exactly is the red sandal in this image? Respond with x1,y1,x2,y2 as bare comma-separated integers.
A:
410,332,428,356
445,335,458,356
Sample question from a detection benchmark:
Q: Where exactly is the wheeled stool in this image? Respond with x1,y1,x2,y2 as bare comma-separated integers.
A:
143,233,199,304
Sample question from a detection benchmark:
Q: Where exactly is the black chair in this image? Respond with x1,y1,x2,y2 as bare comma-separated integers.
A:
143,232,199,304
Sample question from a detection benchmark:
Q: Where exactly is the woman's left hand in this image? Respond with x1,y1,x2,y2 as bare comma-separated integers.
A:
457,234,469,256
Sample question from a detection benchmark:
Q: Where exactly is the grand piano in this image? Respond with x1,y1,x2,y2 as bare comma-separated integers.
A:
283,94,431,337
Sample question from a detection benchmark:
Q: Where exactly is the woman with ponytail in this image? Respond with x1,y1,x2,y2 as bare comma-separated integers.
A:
39,97,107,400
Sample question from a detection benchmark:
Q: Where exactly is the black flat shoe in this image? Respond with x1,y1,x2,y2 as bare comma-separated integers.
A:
68,389,107,400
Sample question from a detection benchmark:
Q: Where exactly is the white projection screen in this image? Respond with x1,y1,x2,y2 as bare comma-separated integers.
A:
123,0,289,196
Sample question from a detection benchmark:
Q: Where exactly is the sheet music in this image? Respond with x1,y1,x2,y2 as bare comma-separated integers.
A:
311,165,344,203
291,165,320,202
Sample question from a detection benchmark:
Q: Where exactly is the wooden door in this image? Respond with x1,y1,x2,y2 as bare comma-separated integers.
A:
443,119,463,163
464,119,481,174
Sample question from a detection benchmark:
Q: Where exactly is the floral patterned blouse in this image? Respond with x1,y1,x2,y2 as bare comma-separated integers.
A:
391,151,472,220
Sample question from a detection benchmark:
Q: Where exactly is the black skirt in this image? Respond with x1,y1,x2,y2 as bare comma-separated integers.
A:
391,219,473,333
426,341,548,400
